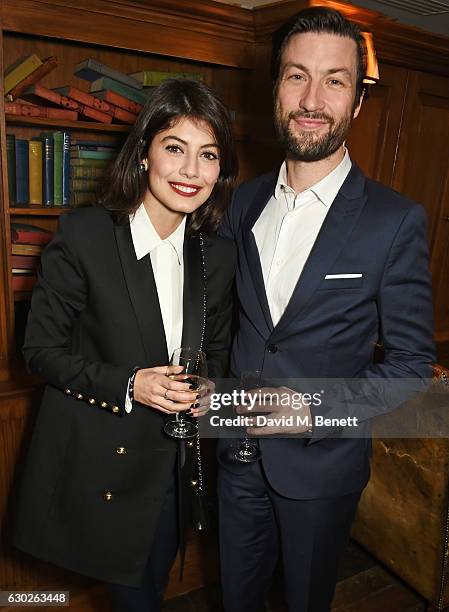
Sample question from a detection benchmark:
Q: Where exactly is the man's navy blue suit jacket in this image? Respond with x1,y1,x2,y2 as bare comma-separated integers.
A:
218,162,435,500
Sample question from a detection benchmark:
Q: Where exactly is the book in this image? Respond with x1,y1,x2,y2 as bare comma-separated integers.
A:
6,134,16,206
5,102,78,121
106,104,136,124
15,139,29,206
130,70,203,87
94,89,143,115
11,223,53,245
62,132,71,206
70,191,96,207
12,243,43,256
11,254,40,269
53,132,63,206
38,133,54,206
74,58,143,90
89,77,147,105
70,158,110,167
7,56,58,101
4,54,42,94
71,138,121,147
70,149,116,160
70,178,99,191
71,165,105,179
28,140,43,205
73,103,112,124
71,144,118,152
53,85,111,112
22,83,79,110
12,274,37,292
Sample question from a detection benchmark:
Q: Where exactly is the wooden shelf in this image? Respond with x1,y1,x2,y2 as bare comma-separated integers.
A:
8,207,73,216
5,115,130,132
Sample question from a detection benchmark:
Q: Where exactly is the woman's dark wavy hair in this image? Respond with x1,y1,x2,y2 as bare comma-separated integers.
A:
271,7,366,107
97,78,238,233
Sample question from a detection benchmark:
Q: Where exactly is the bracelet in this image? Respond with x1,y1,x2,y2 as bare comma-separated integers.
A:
128,366,141,404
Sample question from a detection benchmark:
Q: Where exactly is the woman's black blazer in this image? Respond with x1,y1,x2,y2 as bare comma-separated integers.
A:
13,206,236,587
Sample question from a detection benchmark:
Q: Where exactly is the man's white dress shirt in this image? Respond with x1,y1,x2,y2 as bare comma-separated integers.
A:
252,150,352,326
125,203,186,412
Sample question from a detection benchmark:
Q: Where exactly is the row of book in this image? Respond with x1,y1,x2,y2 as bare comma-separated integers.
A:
11,223,53,292
4,54,203,125
7,132,119,207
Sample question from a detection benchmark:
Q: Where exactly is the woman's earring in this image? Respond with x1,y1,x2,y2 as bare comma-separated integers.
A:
139,160,148,172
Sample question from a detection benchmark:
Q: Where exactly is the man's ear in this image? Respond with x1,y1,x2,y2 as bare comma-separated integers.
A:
353,89,365,120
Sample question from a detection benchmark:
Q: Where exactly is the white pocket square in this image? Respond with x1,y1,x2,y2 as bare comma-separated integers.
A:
325,274,363,279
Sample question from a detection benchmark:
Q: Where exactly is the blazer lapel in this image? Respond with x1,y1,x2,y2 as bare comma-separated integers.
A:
181,233,204,352
272,164,368,340
242,175,277,333
114,222,168,364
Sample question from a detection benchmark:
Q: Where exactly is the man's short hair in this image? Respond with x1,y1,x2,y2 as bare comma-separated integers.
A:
271,7,366,104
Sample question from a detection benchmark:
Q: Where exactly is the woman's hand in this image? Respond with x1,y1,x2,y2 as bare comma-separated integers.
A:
189,379,215,418
133,365,199,414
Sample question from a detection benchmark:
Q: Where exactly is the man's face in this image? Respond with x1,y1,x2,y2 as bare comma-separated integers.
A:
275,32,362,162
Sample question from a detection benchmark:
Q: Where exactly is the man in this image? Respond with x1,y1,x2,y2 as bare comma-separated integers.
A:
217,7,435,612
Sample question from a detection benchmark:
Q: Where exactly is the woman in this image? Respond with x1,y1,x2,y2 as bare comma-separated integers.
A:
13,78,238,611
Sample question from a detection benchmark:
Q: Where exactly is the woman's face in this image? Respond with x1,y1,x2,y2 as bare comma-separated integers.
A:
142,116,221,218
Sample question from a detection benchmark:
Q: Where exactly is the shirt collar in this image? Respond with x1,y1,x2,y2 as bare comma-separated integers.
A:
129,203,186,263
274,148,352,207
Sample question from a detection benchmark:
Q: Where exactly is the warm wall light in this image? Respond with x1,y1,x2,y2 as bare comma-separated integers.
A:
362,31,380,84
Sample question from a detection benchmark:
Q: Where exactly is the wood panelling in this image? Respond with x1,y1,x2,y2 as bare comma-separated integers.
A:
1,0,255,69
346,63,408,185
391,71,449,345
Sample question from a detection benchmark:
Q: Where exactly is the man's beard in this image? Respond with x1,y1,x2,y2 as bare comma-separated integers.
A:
274,105,352,162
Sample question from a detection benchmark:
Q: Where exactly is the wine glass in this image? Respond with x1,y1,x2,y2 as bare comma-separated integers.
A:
163,347,207,439
233,371,262,462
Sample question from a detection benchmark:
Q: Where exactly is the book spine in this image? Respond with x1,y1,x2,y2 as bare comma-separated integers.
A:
70,178,98,191
69,158,110,167
70,191,96,207
131,70,203,86
15,139,29,205
11,254,40,269
109,105,136,124
28,140,43,205
24,84,79,110
90,78,147,104
75,58,142,89
70,150,116,160
70,166,105,179
94,89,142,114
12,274,37,292
54,86,112,113
6,134,16,206
78,104,113,124
5,102,78,121
41,134,54,206
4,54,42,94
7,56,58,101
53,132,63,206
62,132,71,207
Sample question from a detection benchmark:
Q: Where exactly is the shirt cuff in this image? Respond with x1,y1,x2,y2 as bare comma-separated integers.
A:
125,377,133,413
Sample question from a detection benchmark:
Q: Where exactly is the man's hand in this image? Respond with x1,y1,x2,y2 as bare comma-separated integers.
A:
236,386,312,436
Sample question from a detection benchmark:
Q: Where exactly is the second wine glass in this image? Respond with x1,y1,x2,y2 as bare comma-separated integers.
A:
163,347,207,439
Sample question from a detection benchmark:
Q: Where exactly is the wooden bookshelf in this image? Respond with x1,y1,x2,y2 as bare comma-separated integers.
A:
8,207,72,215
5,115,131,132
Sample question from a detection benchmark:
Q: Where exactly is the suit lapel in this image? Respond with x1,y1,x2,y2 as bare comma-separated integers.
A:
242,175,277,333
114,222,168,364
181,233,204,352
272,164,368,340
